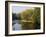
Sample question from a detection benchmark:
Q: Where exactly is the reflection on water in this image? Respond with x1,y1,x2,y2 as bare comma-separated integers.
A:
12,20,22,30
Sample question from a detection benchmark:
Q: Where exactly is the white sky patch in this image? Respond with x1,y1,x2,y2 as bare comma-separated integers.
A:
12,6,34,14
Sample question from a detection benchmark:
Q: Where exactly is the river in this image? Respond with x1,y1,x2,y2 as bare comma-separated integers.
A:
12,20,22,30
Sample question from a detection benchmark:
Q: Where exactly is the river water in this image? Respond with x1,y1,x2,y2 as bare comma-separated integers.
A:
12,20,22,30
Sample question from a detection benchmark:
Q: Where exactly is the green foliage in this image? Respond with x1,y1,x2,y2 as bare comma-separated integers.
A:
20,7,40,30
33,7,40,29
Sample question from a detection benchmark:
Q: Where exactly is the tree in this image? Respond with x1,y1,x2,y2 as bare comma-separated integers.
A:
20,7,40,30
33,7,40,29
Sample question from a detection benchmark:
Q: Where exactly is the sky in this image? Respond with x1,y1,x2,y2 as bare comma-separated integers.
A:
12,6,34,14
